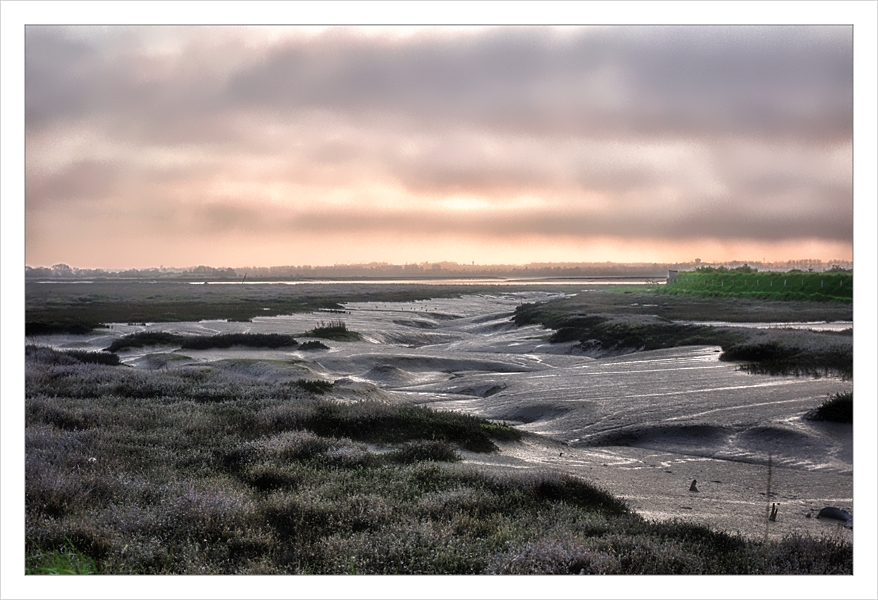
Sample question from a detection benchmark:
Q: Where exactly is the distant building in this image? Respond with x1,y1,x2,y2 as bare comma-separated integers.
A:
667,270,679,283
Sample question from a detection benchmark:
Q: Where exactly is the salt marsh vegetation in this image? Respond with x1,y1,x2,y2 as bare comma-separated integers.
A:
24,283,853,574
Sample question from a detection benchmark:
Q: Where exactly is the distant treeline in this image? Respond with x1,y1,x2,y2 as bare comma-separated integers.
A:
25,260,853,281
665,268,852,302
26,264,238,280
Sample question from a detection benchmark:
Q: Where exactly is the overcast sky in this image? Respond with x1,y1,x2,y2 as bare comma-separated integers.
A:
25,25,853,268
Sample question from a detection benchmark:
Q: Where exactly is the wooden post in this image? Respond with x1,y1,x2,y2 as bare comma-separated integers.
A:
764,454,773,543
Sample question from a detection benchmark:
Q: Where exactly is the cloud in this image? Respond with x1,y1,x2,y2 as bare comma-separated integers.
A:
27,26,852,141
223,26,853,141
24,25,853,266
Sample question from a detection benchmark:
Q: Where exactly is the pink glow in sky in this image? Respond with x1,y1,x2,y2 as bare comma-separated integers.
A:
25,25,853,269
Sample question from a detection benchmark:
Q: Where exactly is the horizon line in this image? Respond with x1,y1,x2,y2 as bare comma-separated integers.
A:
26,257,853,273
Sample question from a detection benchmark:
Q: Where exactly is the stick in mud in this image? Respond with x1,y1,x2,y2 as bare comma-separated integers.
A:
764,453,773,543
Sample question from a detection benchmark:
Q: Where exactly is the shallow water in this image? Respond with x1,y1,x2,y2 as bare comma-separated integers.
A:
37,290,853,539
678,320,852,332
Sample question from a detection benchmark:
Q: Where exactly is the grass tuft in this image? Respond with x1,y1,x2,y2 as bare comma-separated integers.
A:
805,391,852,423
26,539,99,575
306,320,361,341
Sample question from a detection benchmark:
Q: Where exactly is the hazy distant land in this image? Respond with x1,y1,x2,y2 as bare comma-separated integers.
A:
25,258,852,282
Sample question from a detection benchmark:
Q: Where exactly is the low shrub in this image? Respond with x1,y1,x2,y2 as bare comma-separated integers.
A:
306,320,361,341
805,391,852,423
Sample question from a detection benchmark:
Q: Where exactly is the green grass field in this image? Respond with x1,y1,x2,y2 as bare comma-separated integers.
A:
663,271,852,302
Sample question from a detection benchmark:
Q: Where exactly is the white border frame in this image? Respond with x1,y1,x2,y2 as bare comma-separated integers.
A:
3,3,876,599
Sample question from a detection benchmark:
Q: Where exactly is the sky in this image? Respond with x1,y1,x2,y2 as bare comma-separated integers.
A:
24,24,854,269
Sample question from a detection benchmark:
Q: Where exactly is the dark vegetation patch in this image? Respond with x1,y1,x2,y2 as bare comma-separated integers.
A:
105,332,299,353
299,340,329,350
105,332,185,352
25,351,851,574
305,319,360,341
720,339,852,379
26,321,107,336
26,345,121,367
805,391,853,423
181,333,298,350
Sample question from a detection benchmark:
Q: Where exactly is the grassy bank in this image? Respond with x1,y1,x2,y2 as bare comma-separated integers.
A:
25,347,851,574
663,270,852,302
514,295,852,378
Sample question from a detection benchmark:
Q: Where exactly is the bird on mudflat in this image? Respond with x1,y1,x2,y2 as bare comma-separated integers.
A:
689,480,699,492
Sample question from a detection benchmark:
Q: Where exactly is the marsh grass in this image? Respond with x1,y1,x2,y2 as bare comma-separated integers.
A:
25,321,106,336
514,304,852,378
805,391,853,423
26,345,121,367
105,332,299,352
104,331,185,352
24,348,851,574
305,320,361,341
